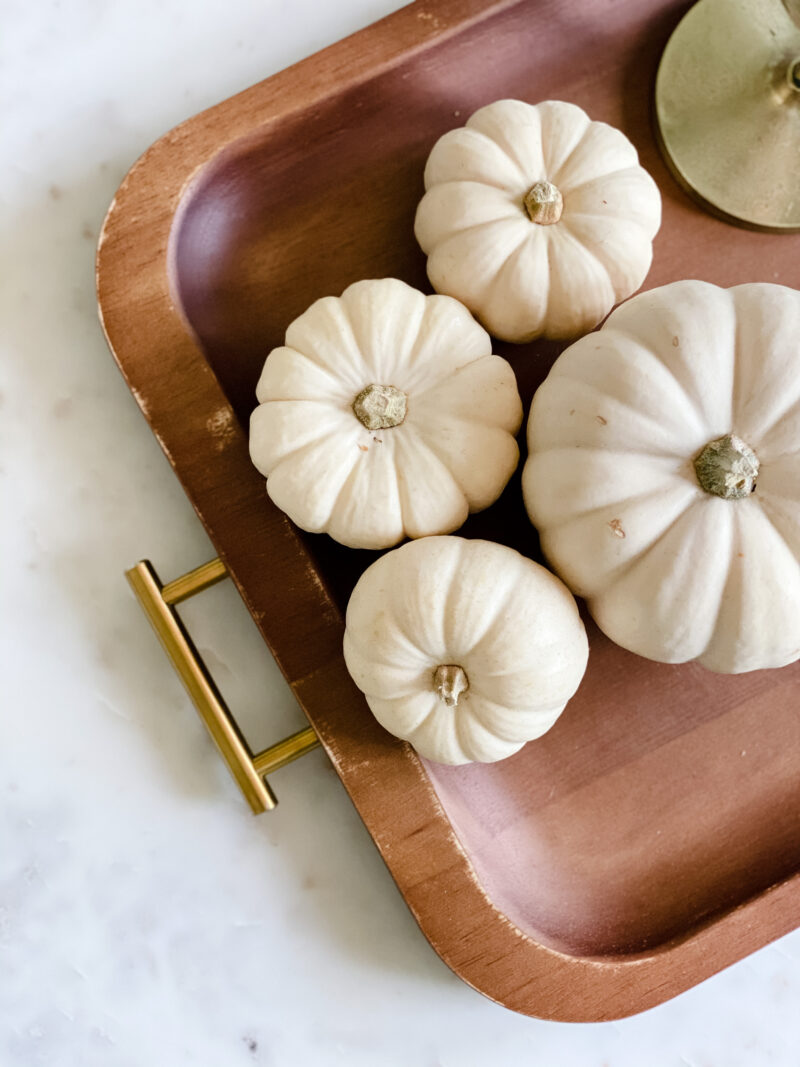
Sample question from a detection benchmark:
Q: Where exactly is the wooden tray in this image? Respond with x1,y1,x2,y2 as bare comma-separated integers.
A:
97,0,800,1020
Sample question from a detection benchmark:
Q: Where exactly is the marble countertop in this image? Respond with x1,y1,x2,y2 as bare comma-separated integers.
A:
2,1,799,1063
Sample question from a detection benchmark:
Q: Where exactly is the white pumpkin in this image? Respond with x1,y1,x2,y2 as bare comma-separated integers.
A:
523,280,800,674
414,99,662,343
343,536,589,764
249,278,522,550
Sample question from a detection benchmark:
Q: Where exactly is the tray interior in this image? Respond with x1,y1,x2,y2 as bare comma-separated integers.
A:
171,0,800,956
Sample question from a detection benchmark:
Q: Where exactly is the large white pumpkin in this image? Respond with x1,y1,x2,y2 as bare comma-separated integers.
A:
523,280,800,674
415,99,661,343
343,536,589,764
249,278,522,550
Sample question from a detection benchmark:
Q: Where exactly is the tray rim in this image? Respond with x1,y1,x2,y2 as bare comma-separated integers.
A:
96,0,800,1021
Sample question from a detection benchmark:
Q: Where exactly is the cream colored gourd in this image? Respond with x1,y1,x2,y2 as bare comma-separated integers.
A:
523,280,800,674
415,99,662,343
249,278,523,550
343,536,589,764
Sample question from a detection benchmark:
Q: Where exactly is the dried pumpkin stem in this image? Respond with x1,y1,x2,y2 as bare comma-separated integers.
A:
694,433,759,499
353,383,407,430
524,180,563,225
433,664,469,707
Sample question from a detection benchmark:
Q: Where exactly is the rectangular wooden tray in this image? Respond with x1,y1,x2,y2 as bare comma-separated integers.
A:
97,0,800,1021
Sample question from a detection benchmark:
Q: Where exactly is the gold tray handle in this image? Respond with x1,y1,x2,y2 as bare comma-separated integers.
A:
126,558,319,813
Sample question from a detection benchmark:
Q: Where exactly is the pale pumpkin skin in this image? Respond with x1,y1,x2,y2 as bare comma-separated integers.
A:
415,99,662,343
343,536,589,765
249,278,523,550
523,280,800,674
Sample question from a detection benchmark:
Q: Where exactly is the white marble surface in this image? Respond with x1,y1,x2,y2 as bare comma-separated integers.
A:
2,1,800,1063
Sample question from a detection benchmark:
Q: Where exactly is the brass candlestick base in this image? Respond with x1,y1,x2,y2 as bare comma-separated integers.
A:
655,0,800,231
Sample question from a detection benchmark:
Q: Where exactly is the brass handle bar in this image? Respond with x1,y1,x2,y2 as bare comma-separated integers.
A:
126,558,319,813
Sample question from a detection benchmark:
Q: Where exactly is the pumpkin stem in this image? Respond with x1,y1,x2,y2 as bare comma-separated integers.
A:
353,384,407,430
433,664,469,707
524,180,563,225
694,434,759,500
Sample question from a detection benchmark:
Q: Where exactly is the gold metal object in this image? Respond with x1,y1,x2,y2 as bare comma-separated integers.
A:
126,558,320,813
655,0,800,231
252,728,322,776
161,557,227,605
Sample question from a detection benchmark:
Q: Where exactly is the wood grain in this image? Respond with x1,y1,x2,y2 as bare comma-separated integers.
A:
97,0,800,1020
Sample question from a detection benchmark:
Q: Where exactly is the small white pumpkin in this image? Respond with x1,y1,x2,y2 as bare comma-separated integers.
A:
414,99,662,343
523,280,800,674
343,536,589,764
249,278,522,550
